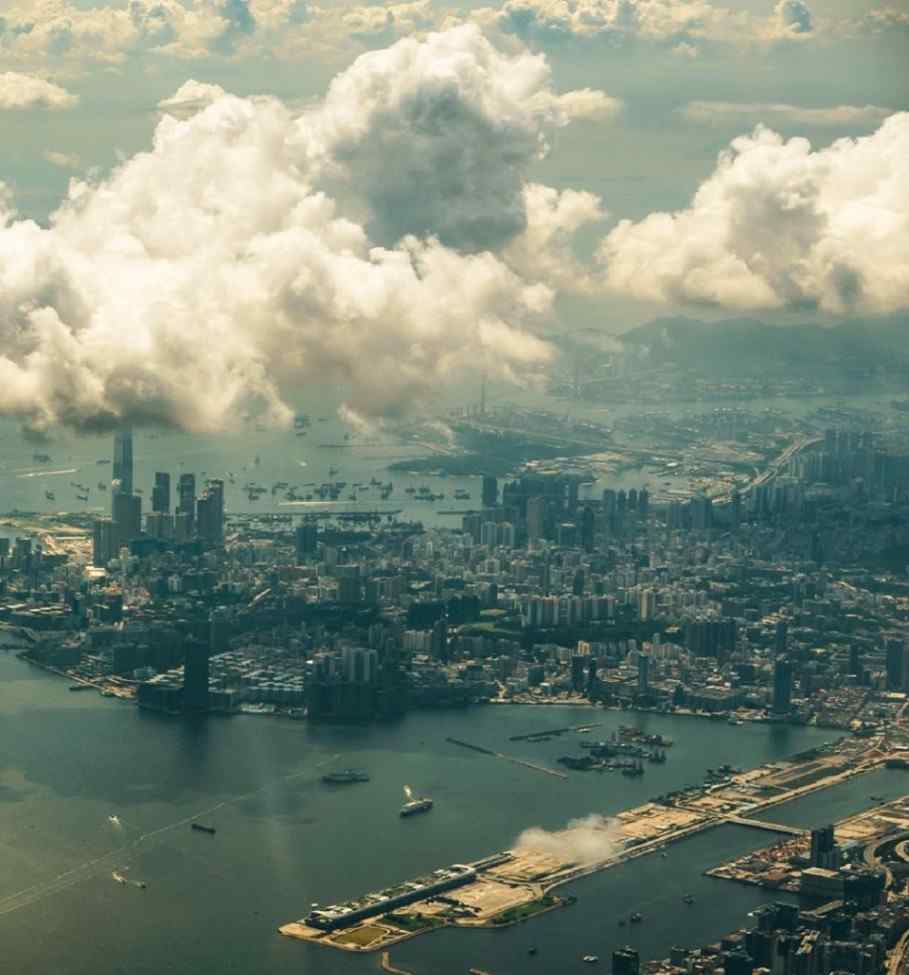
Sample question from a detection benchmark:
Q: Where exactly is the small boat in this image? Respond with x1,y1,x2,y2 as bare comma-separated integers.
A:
528,947,538,956
630,912,643,923
683,894,695,905
191,823,216,835
108,815,121,827
582,956,599,964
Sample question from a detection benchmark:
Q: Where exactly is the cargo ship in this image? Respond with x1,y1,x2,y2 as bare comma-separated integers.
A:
400,785,433,817
322,769,370,785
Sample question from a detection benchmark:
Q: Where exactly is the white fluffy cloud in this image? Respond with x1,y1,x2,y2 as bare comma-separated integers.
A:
472,0,821,49
293,25,616,251
773,0,813,36
681,101,892,127
599,113,909,314
0,72,77,110
158,79,227,117
0,27,615,434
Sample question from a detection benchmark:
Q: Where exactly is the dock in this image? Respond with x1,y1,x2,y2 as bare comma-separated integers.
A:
446,737,567,780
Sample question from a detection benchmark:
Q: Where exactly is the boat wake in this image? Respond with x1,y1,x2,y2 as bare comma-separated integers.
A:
0,754,341,917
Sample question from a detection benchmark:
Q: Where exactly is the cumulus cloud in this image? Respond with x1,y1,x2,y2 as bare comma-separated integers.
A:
681,101,892,127
505,183,606,292
0,72,78,110
294,25,613,252
473,0,795,50
516,813,621,864
773,0,813,36
158,79,227,118
0,27,614,435
598,113,909,314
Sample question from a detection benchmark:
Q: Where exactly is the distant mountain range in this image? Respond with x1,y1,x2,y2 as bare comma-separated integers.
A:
616,315,909,384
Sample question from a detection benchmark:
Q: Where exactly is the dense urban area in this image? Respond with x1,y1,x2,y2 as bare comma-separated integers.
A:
4,392,909,975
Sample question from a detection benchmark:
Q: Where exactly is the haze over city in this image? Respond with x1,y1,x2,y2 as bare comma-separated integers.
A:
1,1,908,974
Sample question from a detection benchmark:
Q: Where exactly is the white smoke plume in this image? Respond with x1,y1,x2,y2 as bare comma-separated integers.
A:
599,112,909,314
0,25,614,436
515,813,621,865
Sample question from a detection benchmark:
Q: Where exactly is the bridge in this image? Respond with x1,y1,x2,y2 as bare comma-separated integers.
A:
724,815,805,836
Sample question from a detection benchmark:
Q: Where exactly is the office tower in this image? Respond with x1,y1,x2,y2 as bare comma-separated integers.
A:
580,505,595,552
637,653,650,696
174,511,193,543
92,518,117,567
112,425,134,498
526,495,545,541
849,644,861,678
112,491,142,546
177,473,196,530
773,657,793,713
152,472,171,513
295,522,318,562
145,512,174,539
612,946,640,975
810,825,841,870
481,474,498,508
183,638,210,711
196,479,224,545
209,608,231,653
431,617,449,662
886,639,905,691
336,565,362,603
775,619,788,655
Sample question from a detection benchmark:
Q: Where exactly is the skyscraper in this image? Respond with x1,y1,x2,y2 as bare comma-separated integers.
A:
177,473,196,531
152,472,171,513
112,491,141,547
196,479,224,545
295,522,318,562
481,474,498,508
92,518,117,567
773,657,793,713
112,425,133,499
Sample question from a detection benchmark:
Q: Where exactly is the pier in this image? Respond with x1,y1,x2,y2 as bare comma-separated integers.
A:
446,737,567,779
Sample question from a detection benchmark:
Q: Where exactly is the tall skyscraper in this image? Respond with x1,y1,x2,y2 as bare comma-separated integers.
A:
177,473,196,531
773,657,793,713
92,518,117,567
481,474,498,508
152,472,171,513
295,522,318,562
112,491,141,547
112,425,133,498
196,479,224,545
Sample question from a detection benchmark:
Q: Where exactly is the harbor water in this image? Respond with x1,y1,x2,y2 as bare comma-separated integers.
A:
1,642,892,974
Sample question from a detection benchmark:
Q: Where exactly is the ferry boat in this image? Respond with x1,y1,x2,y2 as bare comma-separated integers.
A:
401,797,433,817
400,785,433,816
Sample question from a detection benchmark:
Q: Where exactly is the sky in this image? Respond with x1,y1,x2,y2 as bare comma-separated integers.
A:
0,0,907,435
